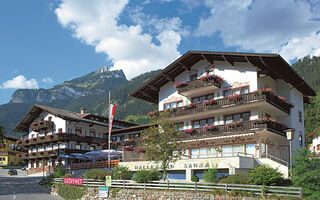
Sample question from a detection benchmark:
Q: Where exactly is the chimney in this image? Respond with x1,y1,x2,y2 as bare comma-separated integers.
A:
80,108,86,114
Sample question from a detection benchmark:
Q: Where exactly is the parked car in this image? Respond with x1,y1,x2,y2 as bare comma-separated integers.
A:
8,169,17,176
21,166,27,171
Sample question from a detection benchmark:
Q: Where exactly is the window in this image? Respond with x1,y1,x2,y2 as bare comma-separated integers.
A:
199,148,207,158
192,117,214,128
224,112,250,123
58,128,62,133
75,144,81,150
48,117,52,121
192,94,214,104
164,101,183,110
90,146,95,151
224,86,249,97
317,144,320,151
299,111,302,123
191,149,198,158
75,128,82,135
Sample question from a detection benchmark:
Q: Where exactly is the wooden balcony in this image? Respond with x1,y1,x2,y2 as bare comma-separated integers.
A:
179,120,287,141
27,148,88,160
176,76,221,96
31,121,54,132
161,92,292,121
18,133,105,148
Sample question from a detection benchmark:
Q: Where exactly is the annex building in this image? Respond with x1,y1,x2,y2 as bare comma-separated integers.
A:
0,133,21,167
15,104,134,175
116,51,315,181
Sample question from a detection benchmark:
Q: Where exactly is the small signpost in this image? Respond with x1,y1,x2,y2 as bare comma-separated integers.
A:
98,187,109,198
105,175,112,187
64,177,83,185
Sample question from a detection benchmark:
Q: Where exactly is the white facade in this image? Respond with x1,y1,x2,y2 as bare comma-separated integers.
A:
121,57,309,181
309,133,320,154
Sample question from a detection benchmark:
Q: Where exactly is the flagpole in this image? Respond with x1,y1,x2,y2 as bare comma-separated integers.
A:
108,90,111,170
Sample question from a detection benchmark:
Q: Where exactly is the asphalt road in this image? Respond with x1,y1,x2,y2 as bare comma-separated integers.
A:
0,169,60,200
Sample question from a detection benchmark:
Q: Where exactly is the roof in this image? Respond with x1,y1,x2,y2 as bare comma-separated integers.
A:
13,104,130,133
106,124,151,135
130,51,316,104
4,133,18,141
82,113,136,127
306,127,320,138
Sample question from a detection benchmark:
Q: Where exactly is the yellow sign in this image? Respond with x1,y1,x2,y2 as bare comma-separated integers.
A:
105,175,112,187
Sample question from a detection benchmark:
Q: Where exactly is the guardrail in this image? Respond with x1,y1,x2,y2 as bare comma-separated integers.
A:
53,178,302,198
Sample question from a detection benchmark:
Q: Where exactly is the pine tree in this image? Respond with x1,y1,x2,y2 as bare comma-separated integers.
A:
292,147,320,198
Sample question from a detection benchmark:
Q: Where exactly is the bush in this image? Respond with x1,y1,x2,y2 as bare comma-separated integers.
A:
202,168,218,183
191,174,199,183
248,164,284,186
84,169,112,180
110,188,122,197
219,174,248,184
133,169,162,183
112,166,133,180
53,166,66,178
63,174,72,178
57,183,86,200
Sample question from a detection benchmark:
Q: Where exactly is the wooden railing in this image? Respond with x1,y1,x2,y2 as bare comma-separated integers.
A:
177,77,221,94
31,121,54,132
26,149,88,159
179,120,286,141
62,160,120,170
18,133,106,147
164,92,291,118
52,178,303,199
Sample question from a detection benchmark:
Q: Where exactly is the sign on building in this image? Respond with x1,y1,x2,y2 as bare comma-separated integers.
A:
64,177,83,185
98,187,109,198
105,175,112,187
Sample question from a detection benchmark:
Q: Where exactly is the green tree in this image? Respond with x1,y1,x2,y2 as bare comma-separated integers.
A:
191,174,199,183
219,174,248,184
53,165,66,178
292,147,320,198
133,169,162,183
248,164,283,186
112,166,133,180
202,168,218,183
0,124,5,144
141,111,185,180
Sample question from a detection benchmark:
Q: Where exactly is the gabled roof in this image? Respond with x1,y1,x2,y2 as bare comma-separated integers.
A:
130,51,316,104
4,133,18,141
13,104,127,133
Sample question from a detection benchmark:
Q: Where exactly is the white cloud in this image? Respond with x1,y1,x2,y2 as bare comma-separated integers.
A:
1,75,38,89
195,0,320,62
42,77,53,84
55,0,184,79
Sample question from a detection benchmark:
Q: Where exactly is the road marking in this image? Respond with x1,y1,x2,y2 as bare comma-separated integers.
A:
13,195,16,200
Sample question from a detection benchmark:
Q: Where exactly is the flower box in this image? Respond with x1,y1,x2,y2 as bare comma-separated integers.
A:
137,148,146,153
174,81,188,88
202,125,218,132
123,146,134,151
256,88,275,95
200,74,224,84
184,128,194,134
278,96,286,102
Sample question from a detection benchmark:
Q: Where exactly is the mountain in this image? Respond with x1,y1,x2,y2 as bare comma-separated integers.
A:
0,67,159,135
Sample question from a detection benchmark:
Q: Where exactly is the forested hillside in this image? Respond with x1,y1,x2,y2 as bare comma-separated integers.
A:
0,68,160,135
293,56,320,143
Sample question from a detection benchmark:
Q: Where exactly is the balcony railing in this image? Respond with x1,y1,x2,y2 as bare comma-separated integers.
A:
161,92,292,118
31,121,54,132
179,120,287,141
18,133,106,147
176,76,221,95
27,148,89,159
63,160,120,170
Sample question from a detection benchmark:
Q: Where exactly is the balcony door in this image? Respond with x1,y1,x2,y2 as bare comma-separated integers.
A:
245,144,255,157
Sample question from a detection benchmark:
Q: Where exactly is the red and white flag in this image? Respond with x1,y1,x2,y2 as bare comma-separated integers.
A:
109,104,117,133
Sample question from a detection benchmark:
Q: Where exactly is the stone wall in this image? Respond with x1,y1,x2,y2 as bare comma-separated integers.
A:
51,187,264,200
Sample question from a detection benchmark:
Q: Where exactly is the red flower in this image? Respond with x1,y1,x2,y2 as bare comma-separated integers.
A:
278,96,286,102
174,81,188,88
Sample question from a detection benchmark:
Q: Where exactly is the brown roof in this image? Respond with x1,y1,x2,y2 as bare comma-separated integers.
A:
106,124,151,135
130,51,316,104
13,104,131,133
4,133,18,141
306,127,320,137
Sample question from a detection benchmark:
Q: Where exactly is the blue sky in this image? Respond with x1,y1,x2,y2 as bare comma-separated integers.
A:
0,0,320,104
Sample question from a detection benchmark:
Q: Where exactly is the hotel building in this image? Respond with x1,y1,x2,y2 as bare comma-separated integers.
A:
15,104,134,175
118,51,315,181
